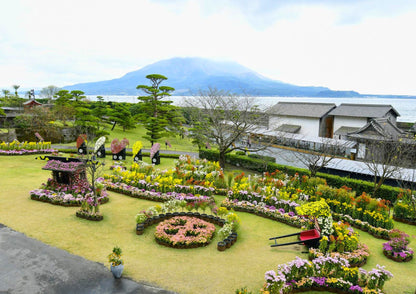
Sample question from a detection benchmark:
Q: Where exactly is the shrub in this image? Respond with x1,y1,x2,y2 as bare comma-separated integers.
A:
393,201,411,219
199,149,401,202
247,153,275,163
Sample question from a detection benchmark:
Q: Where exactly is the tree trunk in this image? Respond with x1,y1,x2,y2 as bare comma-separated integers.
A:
373,177,384,197
309,164,318,177
219,150,226,170
91,166,99,213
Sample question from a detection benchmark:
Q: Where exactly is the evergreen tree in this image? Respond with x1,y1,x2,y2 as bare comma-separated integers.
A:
53,90,75,126
136,74,183,145
108,103,136,132
92,96,111,137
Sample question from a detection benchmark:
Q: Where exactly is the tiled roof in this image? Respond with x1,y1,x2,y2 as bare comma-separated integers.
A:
348,118,404,140
268,102,336,118
275,124,301,133
23,99,42,105
328,103,400,118
334,126,360,136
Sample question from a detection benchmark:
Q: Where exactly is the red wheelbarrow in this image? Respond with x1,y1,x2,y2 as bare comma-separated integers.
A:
269,229,321,249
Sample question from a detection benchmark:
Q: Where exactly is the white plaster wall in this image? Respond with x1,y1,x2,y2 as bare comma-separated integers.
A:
333,117,368,134
269,115,321,137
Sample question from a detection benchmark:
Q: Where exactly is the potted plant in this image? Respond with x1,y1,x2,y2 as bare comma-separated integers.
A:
108,246,124,278
217,241,226,251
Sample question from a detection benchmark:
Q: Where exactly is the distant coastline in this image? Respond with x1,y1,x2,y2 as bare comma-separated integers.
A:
62,57,416,98
86,95,416,123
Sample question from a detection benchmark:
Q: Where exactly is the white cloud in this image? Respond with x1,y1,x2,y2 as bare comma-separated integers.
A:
0,0,416,95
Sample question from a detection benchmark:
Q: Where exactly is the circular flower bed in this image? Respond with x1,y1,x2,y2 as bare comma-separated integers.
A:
154,216,215,249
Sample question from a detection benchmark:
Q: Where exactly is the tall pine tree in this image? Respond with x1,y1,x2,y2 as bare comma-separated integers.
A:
136,74,183,145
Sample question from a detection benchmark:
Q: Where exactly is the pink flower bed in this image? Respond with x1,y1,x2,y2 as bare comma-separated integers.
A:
0,149,56,155
154,216,215,248
42,160,85,172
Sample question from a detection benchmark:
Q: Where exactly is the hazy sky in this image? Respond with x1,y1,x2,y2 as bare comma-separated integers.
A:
1,0,416,95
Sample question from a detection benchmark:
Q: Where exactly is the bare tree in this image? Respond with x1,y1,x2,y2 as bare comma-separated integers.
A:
185,87,269,169
40,85,60,102
362,139,407,197
282,136,352,177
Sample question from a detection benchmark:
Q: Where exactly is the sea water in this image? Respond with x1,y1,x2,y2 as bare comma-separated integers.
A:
86,95,416,123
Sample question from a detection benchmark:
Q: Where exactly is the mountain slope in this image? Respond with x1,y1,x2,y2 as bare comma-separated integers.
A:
63,57,350,96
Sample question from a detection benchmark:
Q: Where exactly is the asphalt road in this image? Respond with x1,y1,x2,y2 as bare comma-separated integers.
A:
0,224,176,294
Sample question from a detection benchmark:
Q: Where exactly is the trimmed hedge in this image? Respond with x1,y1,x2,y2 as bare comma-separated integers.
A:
315,172,399,203
200,149,309,176
199,149,401,203
234,151,276,163
248,153,276,163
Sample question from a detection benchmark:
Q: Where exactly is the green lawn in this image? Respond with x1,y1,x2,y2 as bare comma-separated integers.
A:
108,125,197,152
0,155,415,293
57,124,198,152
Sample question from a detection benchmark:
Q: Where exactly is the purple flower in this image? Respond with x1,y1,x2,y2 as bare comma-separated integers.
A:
311,276,326,286
349,285,363,292
399,251,407,258
383,242,393,251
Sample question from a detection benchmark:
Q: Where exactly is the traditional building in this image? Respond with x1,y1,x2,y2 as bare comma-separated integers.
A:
328,104,400,140
23,98,42,111
268,102,336,138
347,117,410,160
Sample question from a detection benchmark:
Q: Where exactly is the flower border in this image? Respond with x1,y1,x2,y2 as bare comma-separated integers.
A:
308,243,370,268
382,249,413,262
0,149,57,156
30,189,109,207
75,210,104,221
105,181,214,204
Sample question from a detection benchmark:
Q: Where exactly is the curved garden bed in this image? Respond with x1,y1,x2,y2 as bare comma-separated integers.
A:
75,210,104,221
393,216,416,226
308,243,370,268
262,257,393,294
105,181,214,204
221,198,307,228
0,149,57,156
383,249,413,262
30,190,109,207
